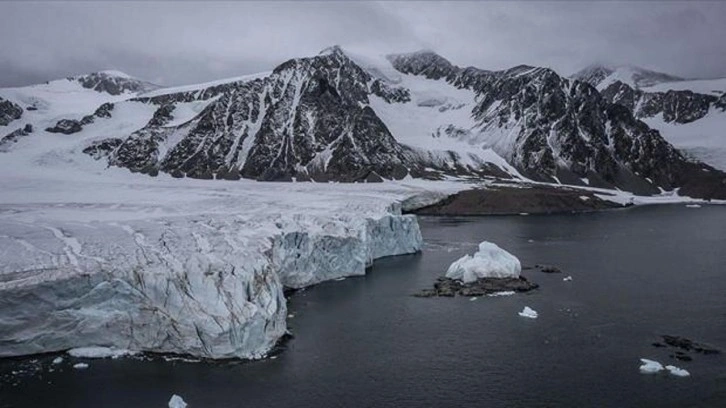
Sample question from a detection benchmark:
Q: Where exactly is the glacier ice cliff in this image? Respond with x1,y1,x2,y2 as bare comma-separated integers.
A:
0,179,426,360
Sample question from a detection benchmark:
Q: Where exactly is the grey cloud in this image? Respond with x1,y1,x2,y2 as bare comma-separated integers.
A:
1,1,724,87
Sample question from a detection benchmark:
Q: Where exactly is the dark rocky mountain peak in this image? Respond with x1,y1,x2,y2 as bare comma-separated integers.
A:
69,71,159,95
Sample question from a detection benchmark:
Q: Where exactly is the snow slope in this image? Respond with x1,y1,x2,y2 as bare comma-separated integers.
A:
643,77,726,95
643,110,726,171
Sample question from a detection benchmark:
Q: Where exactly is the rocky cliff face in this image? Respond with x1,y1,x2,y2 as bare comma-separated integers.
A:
0,97,23,126
599,81,723,124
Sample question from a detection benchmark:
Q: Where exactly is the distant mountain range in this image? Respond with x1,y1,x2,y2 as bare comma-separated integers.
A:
2,46,725,198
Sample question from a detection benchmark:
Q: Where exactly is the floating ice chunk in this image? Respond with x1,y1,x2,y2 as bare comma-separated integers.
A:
52,357,63,364
563,276,573,282
639,358,664,374
67,346,136,359
168,395,187,408
446,241,521,283
469,297,478,301
665,365,690,377
487,291,515,297
518,306,538,319
73,363,89,370
685,204,701,208
519,213,529,216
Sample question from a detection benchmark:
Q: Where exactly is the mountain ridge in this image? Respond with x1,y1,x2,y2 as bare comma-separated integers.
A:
2,47,725,199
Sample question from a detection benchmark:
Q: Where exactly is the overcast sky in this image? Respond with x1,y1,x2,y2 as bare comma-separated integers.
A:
1,1,725,87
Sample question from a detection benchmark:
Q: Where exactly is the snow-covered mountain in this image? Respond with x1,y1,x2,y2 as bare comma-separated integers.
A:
2,47,725,198
572,65,726,170
572,64,684,91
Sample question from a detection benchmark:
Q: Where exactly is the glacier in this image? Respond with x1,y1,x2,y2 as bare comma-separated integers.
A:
0,174,435,359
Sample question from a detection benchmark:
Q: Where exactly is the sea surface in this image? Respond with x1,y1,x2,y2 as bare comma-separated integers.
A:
1,204,725,407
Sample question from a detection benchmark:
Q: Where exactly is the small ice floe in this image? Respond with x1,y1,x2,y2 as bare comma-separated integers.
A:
168,394,187,408
52,357,63,365
72,363,89,370
469,297,478,301
665,365,690,377
287,314,295,318
639,358,664,374
685,204,702,208
487,291,515,297
519,212,529,216
563,276,573,282
334,277,346,281
527,239,534,243
67,346,136,359
518,306,538,319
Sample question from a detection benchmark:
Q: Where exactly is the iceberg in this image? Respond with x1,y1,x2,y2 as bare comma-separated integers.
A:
563,276,573,282
518,306,538,319
168,395,187,408
665,365,690,377
52,357,63,364
446,241,521,283
72,363,89,370
639,358,664,374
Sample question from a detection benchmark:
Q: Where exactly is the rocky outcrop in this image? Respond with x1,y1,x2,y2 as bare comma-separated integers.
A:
46,119,83,134
0,124,33,151
600,81,718,124
71,71,158,95
0,97,23,126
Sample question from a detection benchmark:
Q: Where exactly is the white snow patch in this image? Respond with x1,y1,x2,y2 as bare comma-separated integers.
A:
518,306,538,319
52,357,63,364
446,241,521,283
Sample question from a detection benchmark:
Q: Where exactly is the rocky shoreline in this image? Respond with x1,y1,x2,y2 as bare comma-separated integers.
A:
408,183,627,216
414,276,538,298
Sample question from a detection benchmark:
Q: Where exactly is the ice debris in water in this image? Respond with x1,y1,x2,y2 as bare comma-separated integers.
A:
665,365,690,377
487,291,515,297
168,395,187,408
639,359,664,374
685,204,702,208
518,306,538,319
52,357,63,364
563,276,573,281
469,297,478,301
67,346,136,359
73,363,89,370
446,241,521,283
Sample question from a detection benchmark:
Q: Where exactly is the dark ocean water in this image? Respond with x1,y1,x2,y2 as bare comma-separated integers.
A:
1,204,725,407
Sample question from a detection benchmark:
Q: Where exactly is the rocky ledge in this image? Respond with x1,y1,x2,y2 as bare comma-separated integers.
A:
414,276,538,297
